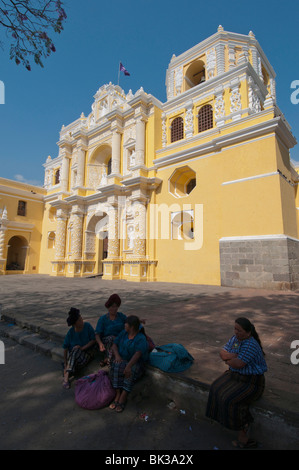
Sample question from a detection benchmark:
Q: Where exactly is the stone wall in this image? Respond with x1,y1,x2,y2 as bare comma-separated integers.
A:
219,236,299,290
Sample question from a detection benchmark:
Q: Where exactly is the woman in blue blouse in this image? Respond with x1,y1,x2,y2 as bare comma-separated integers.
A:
109,315,149,413
206,317,267,448
95,294,127,367
62,307,96,389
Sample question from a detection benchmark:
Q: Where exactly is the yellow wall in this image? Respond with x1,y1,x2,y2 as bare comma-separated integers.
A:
0,178,45,274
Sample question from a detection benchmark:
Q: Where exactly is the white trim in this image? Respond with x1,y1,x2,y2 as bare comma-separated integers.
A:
0,189,44,203
154,116,296,169
156,133,272,174
222,171,278,186
219,234,299,243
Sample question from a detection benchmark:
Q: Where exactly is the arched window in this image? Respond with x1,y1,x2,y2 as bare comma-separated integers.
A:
48,232,55,249
171,117,184,143
198,105,213,133
54,168,60,185
107,157,112,175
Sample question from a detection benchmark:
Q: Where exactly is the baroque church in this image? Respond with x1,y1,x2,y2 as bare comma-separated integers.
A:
1,26,299,289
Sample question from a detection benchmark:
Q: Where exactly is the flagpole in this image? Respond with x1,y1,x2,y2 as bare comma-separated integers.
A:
118,61,120,86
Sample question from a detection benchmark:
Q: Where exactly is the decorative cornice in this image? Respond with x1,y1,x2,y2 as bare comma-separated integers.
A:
163,62,267,113
220,234,299,243
154,116,297,169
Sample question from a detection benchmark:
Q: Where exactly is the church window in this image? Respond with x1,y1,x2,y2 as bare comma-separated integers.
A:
54,168,60,185
17,200,26,216
186,178,196,195
169,166,196,198
198,104,213,133
171,117,184,143
107,157,112,175
48,232,55,249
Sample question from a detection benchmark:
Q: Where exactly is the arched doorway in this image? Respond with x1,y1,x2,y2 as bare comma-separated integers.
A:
6,236,28,271
87,144,112,189
85,213,109,274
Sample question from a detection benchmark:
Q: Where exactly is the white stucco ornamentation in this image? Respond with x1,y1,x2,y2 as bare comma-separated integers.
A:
132,200,147,258
175,66,183,96
162,114,167,148
248,77,261,114
230,79,242,117
70,211,83,260
107,205,120,259
184,102,194,139
55,209,68,259
206,48,216,79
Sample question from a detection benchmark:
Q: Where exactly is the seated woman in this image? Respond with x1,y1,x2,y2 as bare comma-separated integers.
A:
109,315,149,413
206,317,267,448
62,307,96,389
95,294,127,367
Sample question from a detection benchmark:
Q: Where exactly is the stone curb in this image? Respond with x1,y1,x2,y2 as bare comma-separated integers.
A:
1,317,298,450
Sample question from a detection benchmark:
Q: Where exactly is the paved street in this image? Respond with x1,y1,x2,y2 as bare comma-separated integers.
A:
1,274,298,451
0,335,250,452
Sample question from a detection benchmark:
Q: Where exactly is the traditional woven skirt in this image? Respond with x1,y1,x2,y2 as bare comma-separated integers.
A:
66,345,97,375
102,335,116,365
109,360,145,393
205,370,265,430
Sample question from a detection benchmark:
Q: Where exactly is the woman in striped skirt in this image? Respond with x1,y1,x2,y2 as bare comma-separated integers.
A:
62,308,97,389
109,315,149,413
206,317,267,448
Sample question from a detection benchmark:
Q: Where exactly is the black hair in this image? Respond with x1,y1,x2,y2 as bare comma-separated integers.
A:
235,317,265,356
67,307,80,326
126,315,146,336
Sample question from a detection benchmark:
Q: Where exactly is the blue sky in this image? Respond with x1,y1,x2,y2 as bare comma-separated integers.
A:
1,0,299,186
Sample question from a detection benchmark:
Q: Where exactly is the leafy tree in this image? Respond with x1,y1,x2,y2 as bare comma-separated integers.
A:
0,0,67,70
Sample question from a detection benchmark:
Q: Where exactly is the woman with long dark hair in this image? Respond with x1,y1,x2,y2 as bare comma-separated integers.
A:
109,315,149,412
62,307,96,389
206,317,267,448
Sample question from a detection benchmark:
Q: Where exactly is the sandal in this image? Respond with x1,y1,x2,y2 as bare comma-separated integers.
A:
232,438,258,449
115,402,126,413
62,380,70,389
109,401,119,410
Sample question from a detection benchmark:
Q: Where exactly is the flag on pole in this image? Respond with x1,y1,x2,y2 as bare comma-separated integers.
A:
119,62,130,76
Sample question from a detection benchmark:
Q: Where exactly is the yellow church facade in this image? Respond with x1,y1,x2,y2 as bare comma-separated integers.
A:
1,27,299,289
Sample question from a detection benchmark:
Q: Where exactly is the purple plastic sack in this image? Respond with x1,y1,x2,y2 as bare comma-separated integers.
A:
75,370,116,410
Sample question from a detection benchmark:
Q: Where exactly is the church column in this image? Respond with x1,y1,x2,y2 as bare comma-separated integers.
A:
76,142,87,188
215,41,225,76
70,206,84,260
135,115,146,166
103,198,121,280
55,208,68,260
107,202,120,259
0,210,8,275
132,197,147,259
60,152,71,193
111,129,121,175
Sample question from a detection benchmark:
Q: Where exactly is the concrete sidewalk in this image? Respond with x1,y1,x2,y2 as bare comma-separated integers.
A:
0,275,298,449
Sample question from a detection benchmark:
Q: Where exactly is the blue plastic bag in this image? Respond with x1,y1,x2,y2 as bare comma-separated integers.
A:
149,343,194,373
